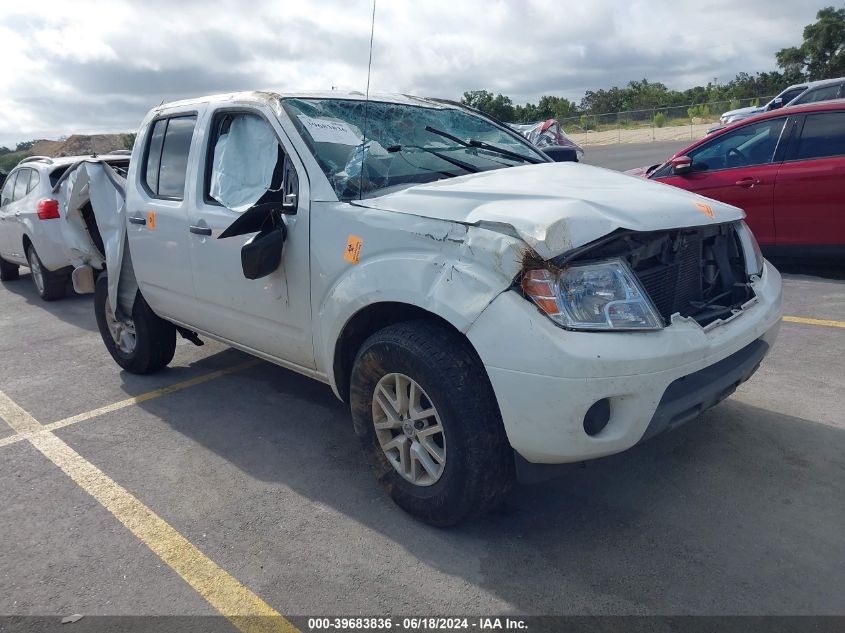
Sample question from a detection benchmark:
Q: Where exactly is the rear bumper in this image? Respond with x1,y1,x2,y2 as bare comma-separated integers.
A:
467,261,782,464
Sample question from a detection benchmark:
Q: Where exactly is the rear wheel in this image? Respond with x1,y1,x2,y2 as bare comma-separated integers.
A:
94,273,176,374
26,244,66,301
0,258,19,282
350,320,514,526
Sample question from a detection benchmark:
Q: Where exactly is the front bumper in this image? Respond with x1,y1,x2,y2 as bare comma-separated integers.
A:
466,261,782,464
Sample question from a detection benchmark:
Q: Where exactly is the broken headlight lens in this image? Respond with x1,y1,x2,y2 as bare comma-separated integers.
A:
736,221,764,276
521,259,663,331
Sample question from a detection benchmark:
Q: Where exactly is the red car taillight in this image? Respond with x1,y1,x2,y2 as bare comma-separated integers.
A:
37,199,60,220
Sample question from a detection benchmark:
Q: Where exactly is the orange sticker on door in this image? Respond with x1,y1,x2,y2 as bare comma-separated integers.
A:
148,210,157,230
694,201,715,219
344,235,363,264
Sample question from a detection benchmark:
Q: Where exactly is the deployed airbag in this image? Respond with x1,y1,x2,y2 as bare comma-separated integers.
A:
209,114,278,212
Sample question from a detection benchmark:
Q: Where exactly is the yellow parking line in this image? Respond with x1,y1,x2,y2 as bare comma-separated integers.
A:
783,316,845,329
45,359,261,433
0,359,261,449
0,390,298,633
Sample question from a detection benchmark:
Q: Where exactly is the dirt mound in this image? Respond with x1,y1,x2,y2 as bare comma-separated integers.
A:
30,134,130,158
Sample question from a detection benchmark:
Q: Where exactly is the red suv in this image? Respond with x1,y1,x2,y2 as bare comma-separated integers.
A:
633,100,845,255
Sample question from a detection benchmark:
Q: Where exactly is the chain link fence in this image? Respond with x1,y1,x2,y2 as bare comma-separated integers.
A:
559,96,774,146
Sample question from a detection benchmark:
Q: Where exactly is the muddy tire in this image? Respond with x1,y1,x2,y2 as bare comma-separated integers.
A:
26,245,65,301
94,273,176,374
350,320,514,526
0,258,19,282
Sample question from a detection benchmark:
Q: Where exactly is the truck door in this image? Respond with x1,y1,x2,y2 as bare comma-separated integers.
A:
126,111,202,321
773,110,845,248
186,107,315,370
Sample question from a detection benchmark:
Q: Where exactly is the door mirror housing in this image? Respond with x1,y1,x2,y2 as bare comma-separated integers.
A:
670,156,693,175
541,147,579,163
241,225,286,280
768,98,784,111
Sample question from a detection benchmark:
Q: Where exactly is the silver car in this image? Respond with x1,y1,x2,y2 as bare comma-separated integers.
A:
0,154,129,300
719,77,845,126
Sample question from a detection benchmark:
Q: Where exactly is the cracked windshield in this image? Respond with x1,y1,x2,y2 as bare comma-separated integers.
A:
282,97,544,200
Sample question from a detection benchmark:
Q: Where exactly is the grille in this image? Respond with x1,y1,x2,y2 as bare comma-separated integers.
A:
635,237,703,323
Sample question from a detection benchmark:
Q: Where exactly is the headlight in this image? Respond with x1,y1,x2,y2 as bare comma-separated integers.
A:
521,259,663,331
735,221,764,276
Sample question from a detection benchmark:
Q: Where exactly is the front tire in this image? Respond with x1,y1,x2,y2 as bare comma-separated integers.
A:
26,245,65,300
0,258,19,282
350,320,514,526
94,273,176,374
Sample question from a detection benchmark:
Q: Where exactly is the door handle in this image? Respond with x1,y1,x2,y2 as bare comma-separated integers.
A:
189,225,212,236
735,177,759,188
128,216,147,225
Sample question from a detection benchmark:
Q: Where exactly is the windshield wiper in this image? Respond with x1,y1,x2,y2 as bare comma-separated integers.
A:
424,126,543,164
387,144,480,174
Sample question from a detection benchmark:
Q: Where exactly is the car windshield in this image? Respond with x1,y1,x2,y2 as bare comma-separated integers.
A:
282,97,545,200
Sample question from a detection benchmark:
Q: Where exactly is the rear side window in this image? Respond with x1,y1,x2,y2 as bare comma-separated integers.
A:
795,112,845,160
143,115,197,199
27,170,40,194
793,84,842,105
13,169,30,201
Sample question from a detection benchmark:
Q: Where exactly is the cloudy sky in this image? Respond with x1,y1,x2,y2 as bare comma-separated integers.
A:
0,0,820,148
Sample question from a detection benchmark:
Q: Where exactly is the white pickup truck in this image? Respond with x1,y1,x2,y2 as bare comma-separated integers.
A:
71,91,782,525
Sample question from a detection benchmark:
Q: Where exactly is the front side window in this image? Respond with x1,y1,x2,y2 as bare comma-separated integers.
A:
685,118,787,172
282,98,545,200
792,84,842,105
13,169,30,201
143,115,197,199
206,112,296,212
780,87,806,106
794,111,845,160
0,173,15,206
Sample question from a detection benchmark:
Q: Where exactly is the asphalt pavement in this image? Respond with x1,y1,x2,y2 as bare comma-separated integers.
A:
581,140,690,172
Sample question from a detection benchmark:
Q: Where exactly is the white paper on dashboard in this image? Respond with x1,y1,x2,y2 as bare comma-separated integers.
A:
297,114,362,145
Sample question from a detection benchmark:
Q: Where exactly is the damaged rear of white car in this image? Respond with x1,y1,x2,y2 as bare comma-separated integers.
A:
83,92,782,526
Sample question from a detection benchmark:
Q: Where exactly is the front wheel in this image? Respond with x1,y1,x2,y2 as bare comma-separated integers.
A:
350,320,514,526
26,245,65,300
94,273,176,374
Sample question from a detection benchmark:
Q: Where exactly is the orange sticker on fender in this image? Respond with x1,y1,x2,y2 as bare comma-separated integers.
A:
694,201,715,219
344,235,363,264
148,210,157,230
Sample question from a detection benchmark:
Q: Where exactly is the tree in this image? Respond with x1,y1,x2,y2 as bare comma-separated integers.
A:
460,90,515,121
122,133,137,150
15,140,36,152
0,146,12,157
777,6,845,80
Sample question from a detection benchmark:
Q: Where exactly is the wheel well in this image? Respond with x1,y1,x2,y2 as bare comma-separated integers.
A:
22,234,32,256
333,302,469,402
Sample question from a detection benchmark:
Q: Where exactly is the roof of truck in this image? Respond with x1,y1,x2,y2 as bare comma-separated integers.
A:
153,90,452,112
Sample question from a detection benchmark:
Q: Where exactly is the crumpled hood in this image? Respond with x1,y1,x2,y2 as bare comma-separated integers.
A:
352,162,744,259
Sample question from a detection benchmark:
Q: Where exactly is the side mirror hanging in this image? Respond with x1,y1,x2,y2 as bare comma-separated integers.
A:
241,224,286,280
